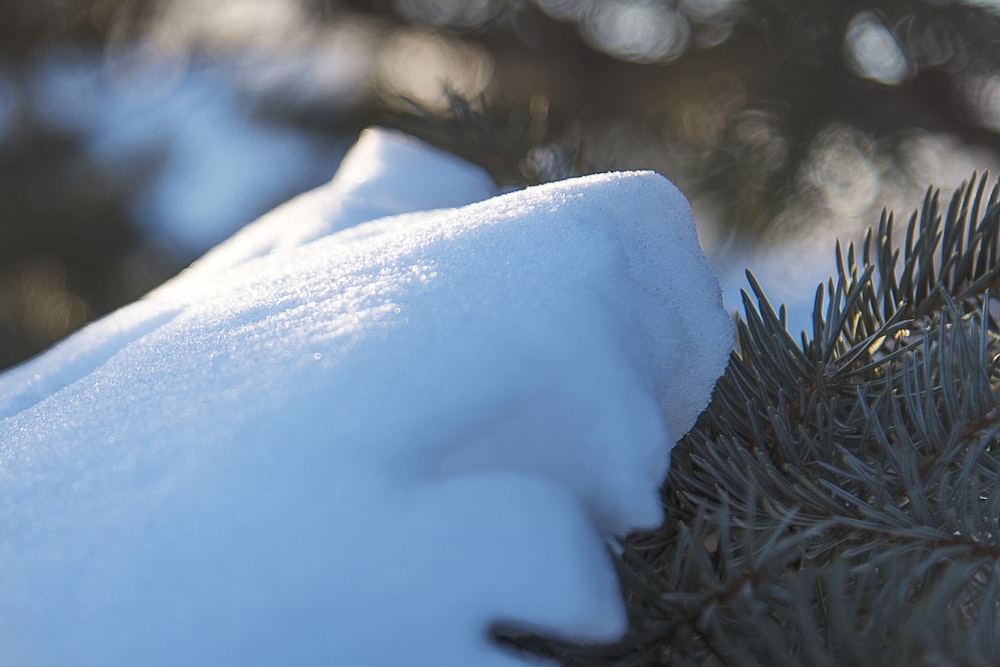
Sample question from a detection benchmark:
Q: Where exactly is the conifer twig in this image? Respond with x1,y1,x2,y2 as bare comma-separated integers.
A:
515,173,1000,666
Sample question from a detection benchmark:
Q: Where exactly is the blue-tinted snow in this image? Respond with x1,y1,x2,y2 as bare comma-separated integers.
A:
0,128,732,666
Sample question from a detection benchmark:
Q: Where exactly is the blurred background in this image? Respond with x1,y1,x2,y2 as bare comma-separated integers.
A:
1,0,999,369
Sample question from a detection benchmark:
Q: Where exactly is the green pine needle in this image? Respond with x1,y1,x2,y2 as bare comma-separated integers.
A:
509,173,1000,666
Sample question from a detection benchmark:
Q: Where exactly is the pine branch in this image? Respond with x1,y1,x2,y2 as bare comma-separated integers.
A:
526,173,1000,666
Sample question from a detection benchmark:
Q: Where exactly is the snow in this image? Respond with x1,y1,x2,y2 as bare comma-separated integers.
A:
0,128,732,666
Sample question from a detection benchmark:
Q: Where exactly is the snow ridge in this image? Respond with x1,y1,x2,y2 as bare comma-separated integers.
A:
0,129,732,666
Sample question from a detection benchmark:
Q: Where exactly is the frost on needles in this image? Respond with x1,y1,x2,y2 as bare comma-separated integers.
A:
530,173,1000,666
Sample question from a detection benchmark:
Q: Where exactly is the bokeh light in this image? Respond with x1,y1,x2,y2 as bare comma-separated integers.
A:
803,125,882,219
147,0,307,55
1,0,999,363
844,11,910,86
681,0,742,22
533,0,745,60
962,72,1000,133
376,28,494,111
582,1,690,63
961,0,1000,14
732,110,788,175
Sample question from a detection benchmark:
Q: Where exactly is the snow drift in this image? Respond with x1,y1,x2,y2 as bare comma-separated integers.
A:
0,128,732,666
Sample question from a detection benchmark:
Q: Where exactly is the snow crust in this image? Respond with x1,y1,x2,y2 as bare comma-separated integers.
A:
0,128,732,666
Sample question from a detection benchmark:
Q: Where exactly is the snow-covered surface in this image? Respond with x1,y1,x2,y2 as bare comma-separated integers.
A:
0,128,732,666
